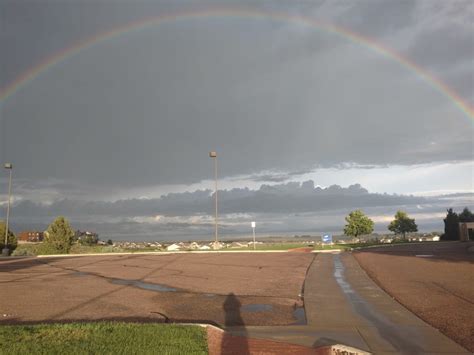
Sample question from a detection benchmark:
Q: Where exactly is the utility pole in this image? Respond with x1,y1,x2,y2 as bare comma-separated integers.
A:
209,152,218,246
3,163,13,256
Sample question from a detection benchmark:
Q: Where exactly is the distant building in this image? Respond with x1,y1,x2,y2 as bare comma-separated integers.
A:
18,231,44,242
166,243,181,251
188,242,200,250
75,230,99,244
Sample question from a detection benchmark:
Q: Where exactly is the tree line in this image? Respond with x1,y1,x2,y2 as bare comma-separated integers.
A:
343,207,473,240
0,216,103,255
1,207,473,255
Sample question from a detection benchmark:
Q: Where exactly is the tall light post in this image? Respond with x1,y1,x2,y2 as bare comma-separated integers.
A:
251,221,256,250
3,163,13,256
209,151,218,245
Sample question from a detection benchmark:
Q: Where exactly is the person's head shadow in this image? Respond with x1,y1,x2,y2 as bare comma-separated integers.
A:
223,292,244,327
221,293,249,354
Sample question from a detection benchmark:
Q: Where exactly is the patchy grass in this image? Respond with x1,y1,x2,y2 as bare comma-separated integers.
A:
13,243,164,256
0,322,207,355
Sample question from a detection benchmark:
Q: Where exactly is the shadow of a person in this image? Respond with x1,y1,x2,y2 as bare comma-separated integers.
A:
221,293,250,355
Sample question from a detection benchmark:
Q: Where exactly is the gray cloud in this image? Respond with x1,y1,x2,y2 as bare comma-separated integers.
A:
0,1,472,212
7,180,431,220
332,0,418,36
2,24,471,188
6,181,473,240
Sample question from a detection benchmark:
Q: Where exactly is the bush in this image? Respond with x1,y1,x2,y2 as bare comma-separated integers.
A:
11,248,36,257
44,216,75,254
0,220,17,254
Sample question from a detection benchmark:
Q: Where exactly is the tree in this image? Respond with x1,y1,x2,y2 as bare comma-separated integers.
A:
388,210,418,239
0,220,17,254
344,210,374,237
458,207,474,240
442,208,459,241
459,207,474,222
44,216,75,253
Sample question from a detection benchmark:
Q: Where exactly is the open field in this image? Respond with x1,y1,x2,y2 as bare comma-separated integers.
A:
0,322,207,354
354,242,474,352
0,253,313,326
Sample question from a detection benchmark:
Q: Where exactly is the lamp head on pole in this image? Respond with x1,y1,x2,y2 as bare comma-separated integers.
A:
4,163,12,170
251,221,256,228
209,151,217,158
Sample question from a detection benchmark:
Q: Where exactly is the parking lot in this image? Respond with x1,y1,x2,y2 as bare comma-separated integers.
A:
0,252,313,326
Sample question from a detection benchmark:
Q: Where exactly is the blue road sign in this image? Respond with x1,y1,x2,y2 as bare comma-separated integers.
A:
322,234,332,244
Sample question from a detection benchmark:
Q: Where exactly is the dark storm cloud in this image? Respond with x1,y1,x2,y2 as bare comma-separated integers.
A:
1,0,472,193
10,181,428,219
0,0,194,86
332,0,418,36
406,26,473,70
7,182,473,240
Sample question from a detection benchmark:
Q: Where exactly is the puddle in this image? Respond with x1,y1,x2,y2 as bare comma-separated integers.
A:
241,304,273,312
203,293,217,297
415,254,434,258
111,279,177,292
292,307,306,325
334,255,355,295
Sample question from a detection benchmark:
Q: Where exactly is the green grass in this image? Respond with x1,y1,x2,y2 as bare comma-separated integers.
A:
0,322,207,355
12,244,164,256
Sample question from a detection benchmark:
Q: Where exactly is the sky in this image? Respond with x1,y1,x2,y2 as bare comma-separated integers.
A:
0,0,473,240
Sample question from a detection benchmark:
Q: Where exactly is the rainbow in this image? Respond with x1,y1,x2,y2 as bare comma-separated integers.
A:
1,7,473,120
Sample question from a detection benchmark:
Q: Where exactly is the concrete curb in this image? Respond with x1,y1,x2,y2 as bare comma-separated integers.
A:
311,249,343,253
194,323,371,355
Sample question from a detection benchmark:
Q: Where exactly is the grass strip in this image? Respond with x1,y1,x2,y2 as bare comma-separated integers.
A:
0,322,208,355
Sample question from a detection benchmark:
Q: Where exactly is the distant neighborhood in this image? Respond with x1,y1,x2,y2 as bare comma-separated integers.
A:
15,231,442,252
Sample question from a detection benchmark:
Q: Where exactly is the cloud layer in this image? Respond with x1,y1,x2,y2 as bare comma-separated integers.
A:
6,181,473,240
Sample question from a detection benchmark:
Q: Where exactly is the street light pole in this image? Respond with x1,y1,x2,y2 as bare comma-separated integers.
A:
251,221,256,250
209,152,218,245
3,163,13,256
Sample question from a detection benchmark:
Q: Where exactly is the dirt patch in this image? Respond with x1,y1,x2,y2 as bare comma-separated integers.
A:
353,242,474,352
